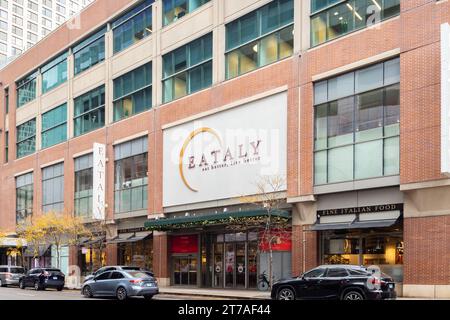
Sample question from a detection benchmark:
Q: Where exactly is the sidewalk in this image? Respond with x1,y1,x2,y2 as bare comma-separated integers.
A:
159,287,271,300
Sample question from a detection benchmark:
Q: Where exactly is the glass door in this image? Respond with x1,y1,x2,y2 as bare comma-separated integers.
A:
235,242,246,288
224,243,235,288
213,243,223,288
173,256,197,286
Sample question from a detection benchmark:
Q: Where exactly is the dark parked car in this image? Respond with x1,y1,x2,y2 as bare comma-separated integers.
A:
81,270,159,300
19,268,65,291
0,266,26,287
83,266,153,283
271,265,396,300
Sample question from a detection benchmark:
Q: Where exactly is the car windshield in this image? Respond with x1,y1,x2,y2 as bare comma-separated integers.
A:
125,271,152,279
10,268,25,274
303,268,325,278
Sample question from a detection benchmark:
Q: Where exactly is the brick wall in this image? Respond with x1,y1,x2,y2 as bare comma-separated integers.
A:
291,225,319,276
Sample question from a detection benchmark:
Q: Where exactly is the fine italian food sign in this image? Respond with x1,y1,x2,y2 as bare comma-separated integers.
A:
163,92,288,207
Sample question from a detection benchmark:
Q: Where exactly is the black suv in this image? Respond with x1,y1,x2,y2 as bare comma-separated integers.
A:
19,268,65,291
271,265,396,300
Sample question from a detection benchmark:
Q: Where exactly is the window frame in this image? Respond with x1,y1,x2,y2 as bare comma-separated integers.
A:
74,153,93,218
162,0,211,27
42,163,65,213
16,118,36,159
73,85,106,137
73,26,107,76
16,71,38,108
41,103,67,149
41,51,68,94
16,172,33,224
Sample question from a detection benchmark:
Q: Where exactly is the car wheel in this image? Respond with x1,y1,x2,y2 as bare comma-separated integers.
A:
277,287,296,300
343,290,365,301
34,281,43,291
19,280,25,289
143,295,153,300
116,287,127,301
83,286,93,298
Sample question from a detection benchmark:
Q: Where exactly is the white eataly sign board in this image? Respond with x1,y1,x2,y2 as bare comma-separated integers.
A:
163,92,288,207
442,23,450,176
93,143,106,220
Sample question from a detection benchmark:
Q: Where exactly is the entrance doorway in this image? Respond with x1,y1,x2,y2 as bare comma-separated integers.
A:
173,256,197,286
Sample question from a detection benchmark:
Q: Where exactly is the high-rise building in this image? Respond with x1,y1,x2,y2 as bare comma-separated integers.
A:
0,0,93,67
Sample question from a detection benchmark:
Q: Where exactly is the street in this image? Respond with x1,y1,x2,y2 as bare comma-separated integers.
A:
0,286,220,300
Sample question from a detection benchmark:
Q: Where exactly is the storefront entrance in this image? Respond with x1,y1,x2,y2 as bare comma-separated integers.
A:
173,256,197,286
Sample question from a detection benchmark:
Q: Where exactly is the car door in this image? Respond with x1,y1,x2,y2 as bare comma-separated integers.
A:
90,271,112,296
27,269,41,286
107,271,126,295
295,268,326,299
318,268,350,299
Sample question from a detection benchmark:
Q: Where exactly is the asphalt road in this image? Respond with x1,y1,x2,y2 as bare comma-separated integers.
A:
0,286,214,300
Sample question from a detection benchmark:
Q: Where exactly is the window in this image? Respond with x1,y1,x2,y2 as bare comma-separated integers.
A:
28,1,38,11
4,87,8,113
16,71,37,107
314,58,400,185
326,268,349,277
112,0,153,54
42,52,68,93
16,172,33,224
42,163,64,213
113,62,152,121
0,0,7,9
310,0,400,46
304,268,325,278
16,118,36,158
163,0,210,26
74,153,93,218
73,85,105,136
42,103,67,148
73,27,106,75
4,131,8,163
163,33,212,103
111,272,125,279
95,271,111,280
225,0,294,79
114,136,148,214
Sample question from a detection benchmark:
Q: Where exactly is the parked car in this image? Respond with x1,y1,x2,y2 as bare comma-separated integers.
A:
271,265,397,300
83,266,154,283
0,266,26,287
81,270,159,300
19,268,65,291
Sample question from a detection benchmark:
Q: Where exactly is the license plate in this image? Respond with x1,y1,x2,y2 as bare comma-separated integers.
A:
53,277,58,280
389,284,394,289
146,283,154,287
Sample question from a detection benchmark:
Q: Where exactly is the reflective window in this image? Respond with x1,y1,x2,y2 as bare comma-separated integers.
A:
163,33,212,103
42,52,68,94
163,0,210,26
16,172,33,224
42,103,67,149
42,163,64,213
114,137,148,214
113,62,152,121
313,58,400,185
311,0,400,46
73,27,106,75
74,153,93,218
225,0,294,79
16,71,37,108
73,85,105,137
112,0,153,54
16,118,36,158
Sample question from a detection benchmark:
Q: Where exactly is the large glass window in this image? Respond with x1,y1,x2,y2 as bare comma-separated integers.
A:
113,62,152,121
73,27,106,75
112,0,153,54
114,137,148,214
225,0,294,79
41,52,68,93
163,0,210,26
42,103,67,149
16,71,37,108
314,58,400,185
73,85,105,137
16,172,33,224
311,0,400,46
42,163,64,213
16,118,36,158
74,153,93,218
163,33,212,103
4,131,8,163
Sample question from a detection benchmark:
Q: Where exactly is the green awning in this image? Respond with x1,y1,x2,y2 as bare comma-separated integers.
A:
145,209,290,231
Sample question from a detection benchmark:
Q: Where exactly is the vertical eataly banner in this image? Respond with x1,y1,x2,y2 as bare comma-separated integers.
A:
441,23,450,176
93,143,106,220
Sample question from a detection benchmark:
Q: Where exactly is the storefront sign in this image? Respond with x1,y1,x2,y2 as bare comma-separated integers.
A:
317,204,403,217
258,230,292,252
171,235,198,254
163,92,287,207
93,143,106,220
442,23,450,175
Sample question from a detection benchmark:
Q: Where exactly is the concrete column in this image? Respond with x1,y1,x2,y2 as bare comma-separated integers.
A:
153,231,170,286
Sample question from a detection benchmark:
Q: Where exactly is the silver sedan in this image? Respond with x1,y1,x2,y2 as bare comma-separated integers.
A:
81,270,159,300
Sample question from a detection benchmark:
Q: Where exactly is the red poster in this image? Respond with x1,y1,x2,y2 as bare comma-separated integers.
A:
258,230,292,252
171,235,198,254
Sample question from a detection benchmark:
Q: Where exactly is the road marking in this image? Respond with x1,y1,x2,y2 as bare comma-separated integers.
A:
15,293,36,297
